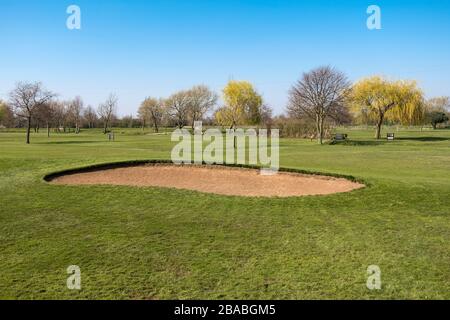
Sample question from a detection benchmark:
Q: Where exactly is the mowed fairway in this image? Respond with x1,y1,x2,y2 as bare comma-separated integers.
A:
0,128,449,299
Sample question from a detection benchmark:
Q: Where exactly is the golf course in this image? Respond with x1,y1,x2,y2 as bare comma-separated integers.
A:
1,127,449,299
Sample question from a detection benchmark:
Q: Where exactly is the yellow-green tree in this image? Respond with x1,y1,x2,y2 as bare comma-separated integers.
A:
215,80,262,129
351,76,424,139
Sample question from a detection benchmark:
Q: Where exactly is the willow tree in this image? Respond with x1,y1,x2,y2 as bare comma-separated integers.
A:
215,80,262,129
351,77,424,139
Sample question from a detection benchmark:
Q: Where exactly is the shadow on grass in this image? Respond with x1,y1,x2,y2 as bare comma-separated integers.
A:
38,140,104,145
329,140,385,146
395,137,450,142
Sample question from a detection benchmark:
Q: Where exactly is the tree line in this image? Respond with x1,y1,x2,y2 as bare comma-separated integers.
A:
1,82,119,143
1,66,449,144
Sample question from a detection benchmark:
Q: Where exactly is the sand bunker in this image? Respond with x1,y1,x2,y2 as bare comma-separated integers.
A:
49,164,364,197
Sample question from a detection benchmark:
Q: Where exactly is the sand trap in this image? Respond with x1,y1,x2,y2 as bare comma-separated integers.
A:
49,164,364,197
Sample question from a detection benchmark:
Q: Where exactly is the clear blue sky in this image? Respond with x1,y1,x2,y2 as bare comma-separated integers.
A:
1,0,449,115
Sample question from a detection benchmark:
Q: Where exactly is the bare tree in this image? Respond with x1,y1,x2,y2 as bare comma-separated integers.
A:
98,94,118,134
165,91,190,129
83,105,98,128
9,81,55,144
51,100,69,132
119,114,135,128
137,102,149,130
260,104,274,130
187,85,218,129
68,96,84,133
426,96,450,113
287,66,350,144
328,103,353,126
138,97,164,132
36,101,55,137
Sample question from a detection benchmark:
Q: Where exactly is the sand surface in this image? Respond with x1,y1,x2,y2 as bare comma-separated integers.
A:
50,164,364,197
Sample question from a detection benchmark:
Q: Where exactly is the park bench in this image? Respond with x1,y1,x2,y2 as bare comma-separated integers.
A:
387,133,395,141
333,133,348,141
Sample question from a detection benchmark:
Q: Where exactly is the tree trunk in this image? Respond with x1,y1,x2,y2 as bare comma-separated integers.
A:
375,113,384,139
318,117,324,145
154,121,159,133
26,116,31,144
316,114,322,144
230,122,237,149
47,122,50,138
103,122,108,134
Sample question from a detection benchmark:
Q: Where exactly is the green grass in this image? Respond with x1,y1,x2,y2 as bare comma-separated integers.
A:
0,127,449,299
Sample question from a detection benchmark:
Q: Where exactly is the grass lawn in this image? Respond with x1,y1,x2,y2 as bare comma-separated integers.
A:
0,127,449,299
